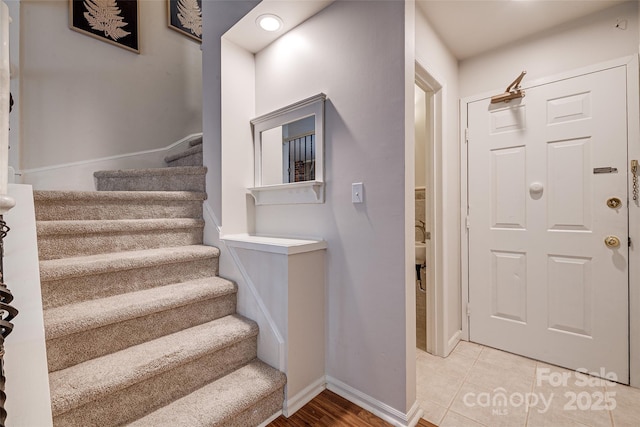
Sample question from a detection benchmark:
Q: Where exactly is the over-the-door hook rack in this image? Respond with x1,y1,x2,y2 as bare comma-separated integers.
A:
491,70,527,104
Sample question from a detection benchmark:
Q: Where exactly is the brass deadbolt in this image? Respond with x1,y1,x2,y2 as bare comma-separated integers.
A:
607,198,622,209
604,236,621,248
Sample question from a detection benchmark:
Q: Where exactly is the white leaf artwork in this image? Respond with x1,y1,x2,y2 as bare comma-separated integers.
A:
83,0,131,41
177,0,202,37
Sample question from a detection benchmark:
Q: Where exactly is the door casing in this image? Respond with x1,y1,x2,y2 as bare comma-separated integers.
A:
460,55,640,388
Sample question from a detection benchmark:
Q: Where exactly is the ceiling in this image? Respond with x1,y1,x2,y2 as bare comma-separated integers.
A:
225,0,628,58
224,0,333,53
417,0,628,60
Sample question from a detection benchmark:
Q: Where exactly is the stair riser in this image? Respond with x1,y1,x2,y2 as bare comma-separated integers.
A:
38,228,204,260
96,175,205,192
41,257,219,309
166,152,203,167
47,294,237,372
53,338,257,427
35,201,203,221
226,388,286,427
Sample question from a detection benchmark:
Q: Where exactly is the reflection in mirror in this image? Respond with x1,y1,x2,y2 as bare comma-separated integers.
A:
261,116,316,185
261,127,284,186
250,93,325,205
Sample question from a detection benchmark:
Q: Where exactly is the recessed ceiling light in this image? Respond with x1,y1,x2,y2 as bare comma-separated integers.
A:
257,14,283,32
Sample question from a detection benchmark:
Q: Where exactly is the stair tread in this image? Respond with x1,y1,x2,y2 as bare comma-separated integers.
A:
129,360,285,427
164,144,203,163
49,314,258,416
34,190,206,202
40,245,219,281
45,277,236,340
37,218,204,235
94,166,206,178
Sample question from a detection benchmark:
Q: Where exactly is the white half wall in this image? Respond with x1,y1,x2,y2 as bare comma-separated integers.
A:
5,184,53,426
6,0,20,173
20,0,202,170
19,133,202,190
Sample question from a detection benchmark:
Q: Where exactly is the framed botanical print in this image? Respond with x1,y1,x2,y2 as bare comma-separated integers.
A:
70,0,139,53
167,0,202,43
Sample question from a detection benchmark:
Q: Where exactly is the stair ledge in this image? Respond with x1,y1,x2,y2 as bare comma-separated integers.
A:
164,144,203,163
44,277,236,340
50,315,258,416
129,360,286,427
34,190,207,202
94,166,206,178
37,218,204,236
39,245,219,281
189,135,203,147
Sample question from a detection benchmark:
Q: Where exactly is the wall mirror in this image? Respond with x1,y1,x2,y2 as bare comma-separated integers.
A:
250,93,326,205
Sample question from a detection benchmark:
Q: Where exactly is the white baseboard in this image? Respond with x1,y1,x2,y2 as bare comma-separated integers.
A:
326,376,424,427
18,133,202,191
446,329,462,356
284,376,326,417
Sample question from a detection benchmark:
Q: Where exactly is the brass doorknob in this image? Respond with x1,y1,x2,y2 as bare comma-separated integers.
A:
607,198,622,209
604,236,621,248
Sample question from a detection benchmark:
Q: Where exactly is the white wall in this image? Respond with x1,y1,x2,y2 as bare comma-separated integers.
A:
19,0,202,170
415,7,461,355
414,86,426,189
459,1,639,98
252,0,412,416
202,0,260,225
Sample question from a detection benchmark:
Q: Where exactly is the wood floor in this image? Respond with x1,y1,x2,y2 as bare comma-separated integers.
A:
269,390,437,427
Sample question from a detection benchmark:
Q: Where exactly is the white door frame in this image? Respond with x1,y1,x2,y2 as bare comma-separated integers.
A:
460,55,640,388
415,61,447,357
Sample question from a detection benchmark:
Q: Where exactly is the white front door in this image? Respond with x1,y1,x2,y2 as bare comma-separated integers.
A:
467,66,629,383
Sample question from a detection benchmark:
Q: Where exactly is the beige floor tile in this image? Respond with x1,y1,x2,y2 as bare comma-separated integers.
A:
417,398,447,426
449,380,528,427
416,343,636,427
607,382,640,426
531,382,612,427
526,407,591,426
478,346,537,372
416,370,465,408
453,341,483,360
611,410,640,427
534,363,614,390
465,358,535,394
439,410,488,427
417,348,476,381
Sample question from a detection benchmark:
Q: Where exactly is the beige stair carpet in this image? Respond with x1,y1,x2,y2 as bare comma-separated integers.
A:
36,148,285,426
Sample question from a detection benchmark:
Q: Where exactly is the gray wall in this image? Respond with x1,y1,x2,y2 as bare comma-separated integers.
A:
19,0,203,170
253,1,411,412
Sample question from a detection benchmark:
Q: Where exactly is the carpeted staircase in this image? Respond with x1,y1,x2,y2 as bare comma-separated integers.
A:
34,136,286,426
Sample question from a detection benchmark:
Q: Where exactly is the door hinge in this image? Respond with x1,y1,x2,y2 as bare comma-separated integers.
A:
466,216,470,229
629,237,632,248
466,304,471,317
465,128,469,144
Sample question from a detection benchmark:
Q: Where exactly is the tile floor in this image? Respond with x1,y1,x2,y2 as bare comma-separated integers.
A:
416,341,640,426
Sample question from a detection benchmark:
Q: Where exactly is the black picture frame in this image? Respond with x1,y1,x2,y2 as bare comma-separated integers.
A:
70,0,139,53
167,0,202,43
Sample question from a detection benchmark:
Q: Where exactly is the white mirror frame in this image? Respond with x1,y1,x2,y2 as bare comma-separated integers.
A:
249,93,326,205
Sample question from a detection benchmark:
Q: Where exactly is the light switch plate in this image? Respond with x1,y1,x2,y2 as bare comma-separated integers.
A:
352,182,364,203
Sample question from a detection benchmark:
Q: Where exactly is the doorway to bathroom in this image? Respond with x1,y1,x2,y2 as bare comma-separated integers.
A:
414,64,442,356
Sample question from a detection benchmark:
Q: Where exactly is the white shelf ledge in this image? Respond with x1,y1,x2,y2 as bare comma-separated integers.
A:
248,181,324,205
221,234,327,255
